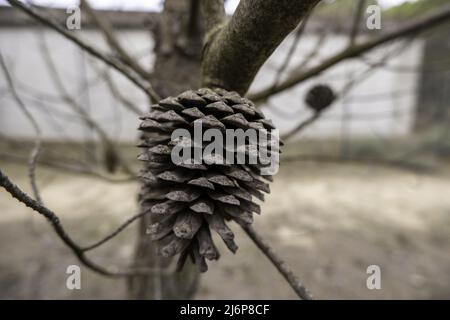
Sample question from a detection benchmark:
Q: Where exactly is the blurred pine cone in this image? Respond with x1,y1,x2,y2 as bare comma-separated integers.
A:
305,84,335,113
137,88,279,272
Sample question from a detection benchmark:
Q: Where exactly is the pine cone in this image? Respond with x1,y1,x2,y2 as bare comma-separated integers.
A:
137,88,279,272
305,84,335,113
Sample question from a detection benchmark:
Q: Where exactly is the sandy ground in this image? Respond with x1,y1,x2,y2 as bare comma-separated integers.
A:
0,159,449,299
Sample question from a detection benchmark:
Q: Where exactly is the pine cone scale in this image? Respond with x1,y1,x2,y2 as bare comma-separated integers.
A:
138,88,278,272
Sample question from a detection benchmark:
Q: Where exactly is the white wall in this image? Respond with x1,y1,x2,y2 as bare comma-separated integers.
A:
0,28,154,142
0,28,423,143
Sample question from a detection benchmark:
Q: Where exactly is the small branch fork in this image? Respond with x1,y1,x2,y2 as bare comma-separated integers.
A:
6,0,160,102
201,0,321,95
280,38,415,141
0,54,43,204
0,168,162,277
0,161,314,298
80,0,152,80
1,0,164,281
249,3,450,102
37,34,135,176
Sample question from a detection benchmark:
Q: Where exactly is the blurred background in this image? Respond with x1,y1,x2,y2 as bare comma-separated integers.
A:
0,0,449,299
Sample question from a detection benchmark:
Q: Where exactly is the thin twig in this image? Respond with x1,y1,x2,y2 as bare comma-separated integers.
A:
287,27,327,79
6,0,160,102
0,169,160,277
81,210,151,252
0,54,43,204
92,63,143,116
80,0,152,79
280,40,414,141
201,0,320,94
241,225,313,300
37,34,136,176
282,112,320,141
268,14,310,98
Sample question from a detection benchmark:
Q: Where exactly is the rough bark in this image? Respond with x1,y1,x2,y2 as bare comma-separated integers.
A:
202,0,320,95
128,0,203,300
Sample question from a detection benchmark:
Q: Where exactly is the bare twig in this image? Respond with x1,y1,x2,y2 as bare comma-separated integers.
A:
282,112,321,141
80,0,152,79
249,4,450,102
0,168,162,277
0,152,136,183
287,29,327,77
6,0,160,102
268,13,311,98
0,54,43,204
280,40,414,141
37,35,135,176
81,210,151,252
242,225,313,300
91,64,143,116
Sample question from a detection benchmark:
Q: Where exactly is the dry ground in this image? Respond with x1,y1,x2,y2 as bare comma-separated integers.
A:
0,158,449,299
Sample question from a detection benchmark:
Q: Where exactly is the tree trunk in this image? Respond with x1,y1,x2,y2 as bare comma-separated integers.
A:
128,0,203,299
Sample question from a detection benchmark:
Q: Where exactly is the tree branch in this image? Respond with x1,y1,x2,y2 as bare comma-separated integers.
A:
0,168,119,276
202,0,320,95
242,225,313,300
280,39,414,141
200,0,225,32
0,169,162,277
249,4,450,102
282,112,320,141
6,0,160,102
287,28,327,78
269,13,311,96
81,210,150,252
80,0,152,79
100,68,144,116
0,54,43,204
37,35,136,176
